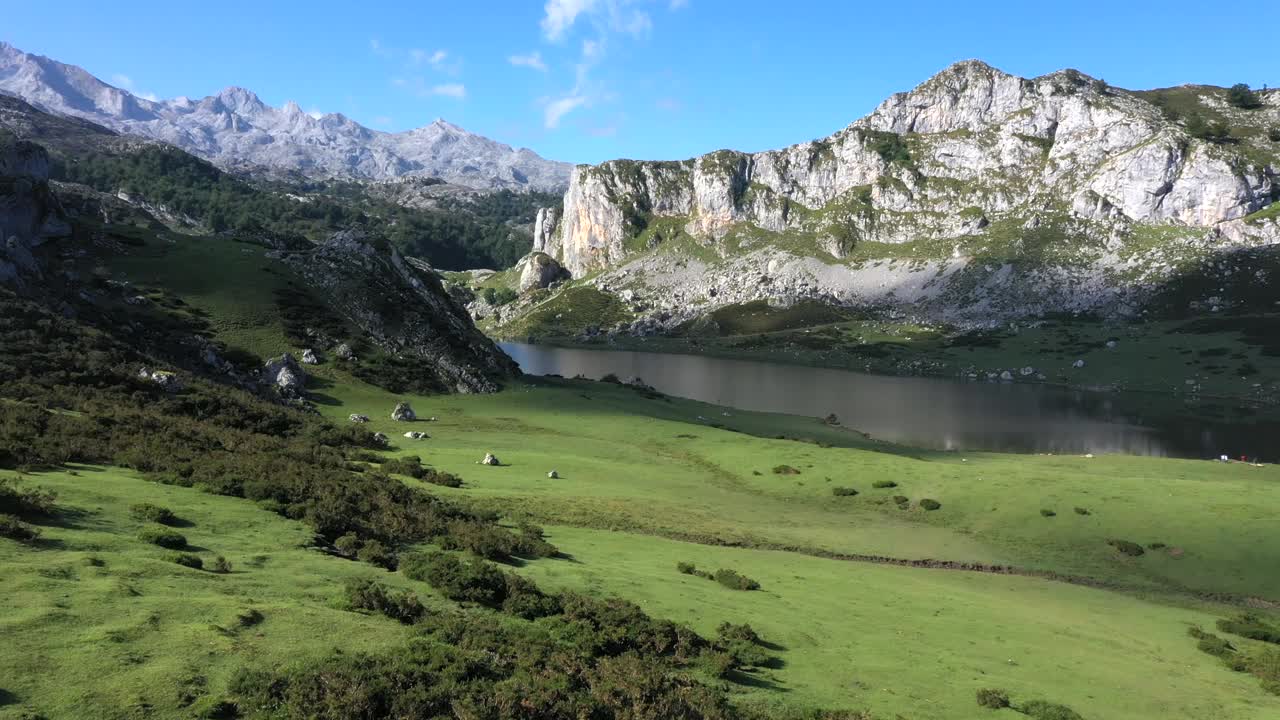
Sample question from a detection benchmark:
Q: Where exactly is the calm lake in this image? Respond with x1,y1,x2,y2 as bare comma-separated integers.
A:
500,342,1276,460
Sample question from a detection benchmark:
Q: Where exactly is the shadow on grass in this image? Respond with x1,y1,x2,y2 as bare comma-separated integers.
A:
725,669,787,691
0,688,17,706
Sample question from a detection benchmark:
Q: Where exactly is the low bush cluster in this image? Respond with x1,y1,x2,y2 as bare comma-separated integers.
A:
975,688,1009,709
168,552,203,569
1073,506,1090,515
919,498,941,511
772,465,801,475
831,487,859,497
1190,625,1280,696
1107,539,1145,557
213,555,233,574
713,568,761,591
871,480,897,489
380,456,463,488
1218,614,1280,645
892,495,909,508
1021,700,1084,720
1040,509,1056,517
343,577,426,624
139,527,188,549
0,513,40,542
0,477,56,517
129,502,177,525
678,562,761,591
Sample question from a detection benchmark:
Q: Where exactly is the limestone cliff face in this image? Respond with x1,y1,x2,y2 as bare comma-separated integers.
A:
539,61,1277,278
0,134,70,287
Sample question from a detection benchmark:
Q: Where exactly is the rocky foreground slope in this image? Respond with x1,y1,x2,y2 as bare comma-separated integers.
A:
0,42,571,191
0,123,517,396
505,62,1279,333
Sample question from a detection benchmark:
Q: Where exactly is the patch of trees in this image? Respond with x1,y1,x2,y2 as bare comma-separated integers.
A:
52,143,555,270
1227,83,1263,110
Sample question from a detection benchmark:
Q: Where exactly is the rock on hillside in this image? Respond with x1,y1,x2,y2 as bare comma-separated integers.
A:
520,61,1278,327
0,42,571,191
0,131,70,287
281,230,519,393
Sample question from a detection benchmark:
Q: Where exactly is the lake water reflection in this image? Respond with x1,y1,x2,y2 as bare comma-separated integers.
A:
500,342,1274,460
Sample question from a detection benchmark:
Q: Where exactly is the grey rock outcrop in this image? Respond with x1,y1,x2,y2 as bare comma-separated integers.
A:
280,229,518,393
334,343,356,361
481,453,499,466
138,367,184,393
301,348,319,365
517,252,569,291
349,413,370,423
0,42,571,191
263,353,306,397
0,133,70,287
391,402,416,421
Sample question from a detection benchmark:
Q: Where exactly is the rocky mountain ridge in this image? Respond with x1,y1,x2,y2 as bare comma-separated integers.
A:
509,61,1279,331
0,42,571,191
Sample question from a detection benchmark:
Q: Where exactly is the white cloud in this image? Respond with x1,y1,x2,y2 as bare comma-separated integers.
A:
431,83,467,99
669,0,687,8
111,73,158,102
307,107,324,119
544,94,586,128
410,48,450,67
542,0,598,41
509,51,548,72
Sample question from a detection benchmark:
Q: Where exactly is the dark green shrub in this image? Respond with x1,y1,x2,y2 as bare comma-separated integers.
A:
677,561,697,575
697,649,736,679
892,495,909,507
715,622,761,646
356,539,396,570
601,373,621,384
500,572,561,619
872,480,897,489
1107,539,1145,556
1227,83,1263,109
0,513,40,542
976,688,1010,709
1073,506,1090,515
1218,614,1280,644
1189,626,1237,658
129,503,177,525
212,555,232,574
1040,509,1057,517
237,608,264,627
481,286,518,306
139,527,188,549
713,568,760,591
1269,128,1280,143
334,533,361,557
0,478,57,517
401,551,506,606
832,487,859,497
169,553,203,569
342,577,425,624
420,468,463,488
1021,699,1083,720
1148,542,1166,550
772,465,800,475
919,498,941,511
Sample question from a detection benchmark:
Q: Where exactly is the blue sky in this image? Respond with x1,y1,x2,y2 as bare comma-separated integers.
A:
6,0,1277,164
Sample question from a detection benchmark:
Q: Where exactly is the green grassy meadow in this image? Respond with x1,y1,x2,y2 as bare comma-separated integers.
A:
4,234,1280,718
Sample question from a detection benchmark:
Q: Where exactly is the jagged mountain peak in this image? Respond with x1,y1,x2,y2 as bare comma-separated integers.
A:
0,41,571,191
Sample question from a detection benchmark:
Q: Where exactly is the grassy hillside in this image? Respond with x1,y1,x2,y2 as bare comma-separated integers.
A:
6,230,1280,719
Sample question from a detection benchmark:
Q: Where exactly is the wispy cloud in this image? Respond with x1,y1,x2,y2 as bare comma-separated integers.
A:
544,95,587,128
431,83,467,99
110,73,158,102
306,107,325,119
540,0,652,42
669,0,687,9
509,51,548,72
410,48,451,69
